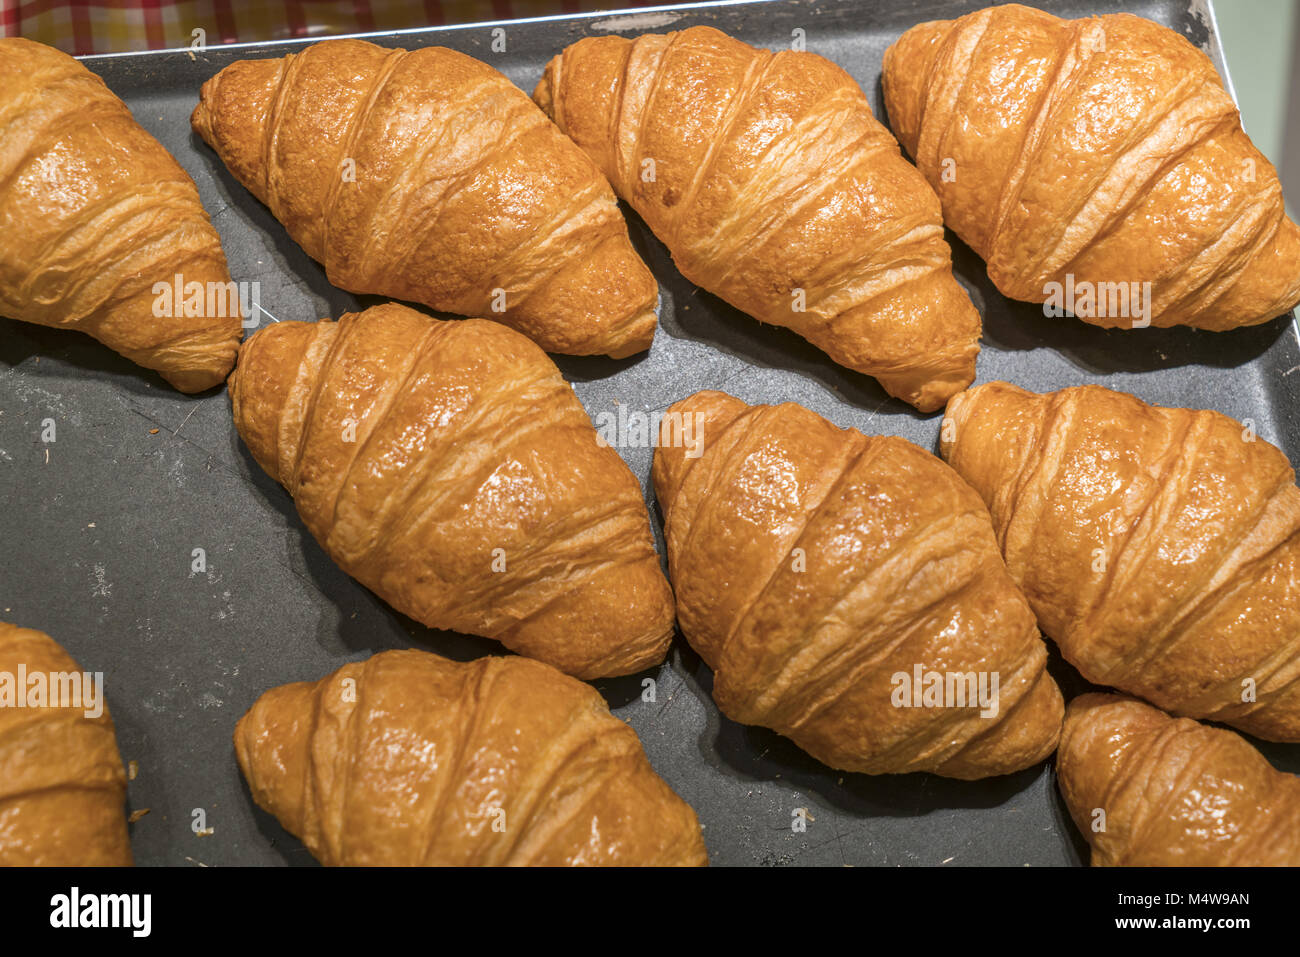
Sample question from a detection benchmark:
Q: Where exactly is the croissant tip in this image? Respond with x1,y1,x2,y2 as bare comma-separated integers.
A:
532,63,556,118
159,362,236,394
601,320,656,359
1064,692,1126,722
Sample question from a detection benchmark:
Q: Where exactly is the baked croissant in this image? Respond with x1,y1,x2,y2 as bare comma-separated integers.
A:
0,38,242,391
0,622,132,865
1059,693,1300,866
535,26,981,412
236,649,707,866
883,4,1300,331
229,302,675,679
942,381,1300,742
192,38,657,359
651,390,1062,778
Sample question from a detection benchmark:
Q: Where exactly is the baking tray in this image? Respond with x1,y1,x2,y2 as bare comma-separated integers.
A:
2,0,1297,867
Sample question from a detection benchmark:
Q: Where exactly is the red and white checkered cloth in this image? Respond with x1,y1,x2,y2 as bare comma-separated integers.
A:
0,0,670,55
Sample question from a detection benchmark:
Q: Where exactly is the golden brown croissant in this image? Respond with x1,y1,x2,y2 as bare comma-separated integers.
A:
0,622,132,865
0,38,242,391
651,390,1062,778
535,26,980,412
942,381,1300,741
192,38,657,359
229,302,675,679
235,648,707,866
883,4,1300,331
1059,693,1300,866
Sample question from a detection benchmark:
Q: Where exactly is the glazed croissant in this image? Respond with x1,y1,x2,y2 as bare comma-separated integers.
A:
652,391,1062,778
535,26,981,412
0,38,242,391
0,622,132,865
229,303,675,679
942,381,1300,741
235,649,707,866
883,4,1300,331
1059,694,1300,866
192,39,658,359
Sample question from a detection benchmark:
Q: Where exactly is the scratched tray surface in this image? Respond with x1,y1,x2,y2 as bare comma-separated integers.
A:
1,0,1297,867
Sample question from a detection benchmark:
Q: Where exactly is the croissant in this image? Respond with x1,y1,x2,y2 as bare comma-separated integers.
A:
192,39,657,359
229,302,675,679
0,622,132,865
0,38,242,391
235,648,707,866
535,26,981,412
941,381,1300,741
1059,693,1300,866
883,4,1300,331
651,390,1063,778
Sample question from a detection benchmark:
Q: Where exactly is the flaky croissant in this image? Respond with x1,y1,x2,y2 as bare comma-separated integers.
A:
651,391,1062,778
942,381,1300,741
535,26,980,412
0,38,242,391
0,622,132,865
229,303,675,679
883,4,1300,331
1059,693,1300,866
192,38,657,359
235,649,707,866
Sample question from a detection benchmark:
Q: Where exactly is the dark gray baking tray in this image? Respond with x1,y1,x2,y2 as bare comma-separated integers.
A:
1,0,1297,867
